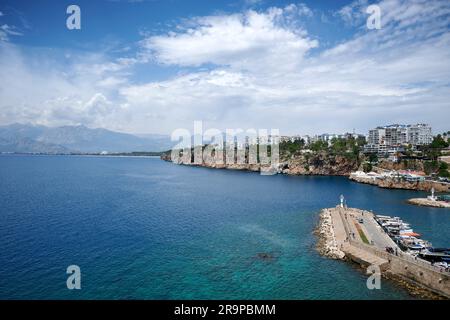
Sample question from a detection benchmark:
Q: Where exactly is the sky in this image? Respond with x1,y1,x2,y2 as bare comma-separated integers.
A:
0,0,449,136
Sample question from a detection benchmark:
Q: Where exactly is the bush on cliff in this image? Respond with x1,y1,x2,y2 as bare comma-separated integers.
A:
438,162,450,178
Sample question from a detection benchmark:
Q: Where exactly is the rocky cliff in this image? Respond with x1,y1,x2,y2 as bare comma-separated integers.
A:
160,150,360,176
280,152,359,176
376,158,425,172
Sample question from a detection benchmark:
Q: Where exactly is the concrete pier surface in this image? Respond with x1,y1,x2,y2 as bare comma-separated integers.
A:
407,198,450,208
318,206,450,299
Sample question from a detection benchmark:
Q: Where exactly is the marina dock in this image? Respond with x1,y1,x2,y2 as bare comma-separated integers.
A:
319,205,450,298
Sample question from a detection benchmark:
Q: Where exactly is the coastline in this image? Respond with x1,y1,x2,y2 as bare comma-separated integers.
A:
160,152,358,177
161,154,450,192
349,174,450,193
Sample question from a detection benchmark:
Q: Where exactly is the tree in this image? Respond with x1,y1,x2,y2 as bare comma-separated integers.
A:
280,139,305,155
424,160,439,175
356,136,367,147
310,140,329,152
430,134,449,149
368,153,378,163
438,162,450,178
363,162,373,172
423,135,449,161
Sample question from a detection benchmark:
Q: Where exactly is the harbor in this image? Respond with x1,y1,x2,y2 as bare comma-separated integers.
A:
317,196,450,299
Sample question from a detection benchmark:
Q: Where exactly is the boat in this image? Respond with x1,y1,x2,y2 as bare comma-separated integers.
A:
418,249,450,264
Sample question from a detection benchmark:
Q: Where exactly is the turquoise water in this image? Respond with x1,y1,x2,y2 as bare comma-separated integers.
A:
0,155,448,299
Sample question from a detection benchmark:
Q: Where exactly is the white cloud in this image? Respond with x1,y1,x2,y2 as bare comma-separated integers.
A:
0,43,127,129
0,1,449,135
120,0,450,134
245,0,263,5
336,0,368,26
0,24,23,42
141,5,318,73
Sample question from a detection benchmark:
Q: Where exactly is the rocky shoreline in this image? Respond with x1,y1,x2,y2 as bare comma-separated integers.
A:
349,175,450,192
314,209,345,260
161,152,450,192
160,152,359,176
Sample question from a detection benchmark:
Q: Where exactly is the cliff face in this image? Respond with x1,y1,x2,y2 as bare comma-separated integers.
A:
160,152,171,162
377,159,425,172
160,150,360,176
281,153,359,176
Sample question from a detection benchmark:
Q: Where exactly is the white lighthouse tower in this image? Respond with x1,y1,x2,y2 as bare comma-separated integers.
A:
427,187,436,201
340,194,345,208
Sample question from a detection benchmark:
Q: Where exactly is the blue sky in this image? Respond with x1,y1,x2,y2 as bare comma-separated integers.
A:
0,0,449,135
0,0,356,82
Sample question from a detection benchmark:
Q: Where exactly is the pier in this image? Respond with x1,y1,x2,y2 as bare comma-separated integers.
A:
407,198,450,208
319,205,450,298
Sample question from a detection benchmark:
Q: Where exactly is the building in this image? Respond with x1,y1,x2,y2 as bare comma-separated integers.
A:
280,135,310,145
385,124,408,145
407,124,433,145
364,123,433,156
368,128,386,145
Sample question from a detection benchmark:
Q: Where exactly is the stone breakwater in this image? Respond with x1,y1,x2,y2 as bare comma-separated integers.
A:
349,175,450,192
317,207,450,299
314,209,345,260
407,198,450,208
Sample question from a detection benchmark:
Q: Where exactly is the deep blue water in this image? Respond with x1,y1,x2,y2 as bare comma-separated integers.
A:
0,155,448,300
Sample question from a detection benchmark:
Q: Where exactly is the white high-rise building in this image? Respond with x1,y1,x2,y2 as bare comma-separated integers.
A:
368,128,386,145
384,124,408,146
364,123,433,154
407,124,433,145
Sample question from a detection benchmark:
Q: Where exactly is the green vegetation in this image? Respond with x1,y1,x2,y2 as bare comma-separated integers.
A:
438,162,450,178
362,162,372,172
354,223,370,245
329,137,365,160
368,153,378,163
309,140,328,152
431,134,449,149
421,135,449,161
424,160,439,176
422,159,449,177
280,139,305,154
403,144,414,157
279,136,367,166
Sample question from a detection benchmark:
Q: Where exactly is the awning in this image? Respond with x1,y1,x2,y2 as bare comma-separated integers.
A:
400,232,421,237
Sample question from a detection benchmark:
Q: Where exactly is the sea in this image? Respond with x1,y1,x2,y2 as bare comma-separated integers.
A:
0,154,448,299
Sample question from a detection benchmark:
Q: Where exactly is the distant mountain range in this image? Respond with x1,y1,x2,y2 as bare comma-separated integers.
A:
0,123,173,154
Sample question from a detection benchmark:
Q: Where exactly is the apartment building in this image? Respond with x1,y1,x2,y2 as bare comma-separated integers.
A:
364,123,432,155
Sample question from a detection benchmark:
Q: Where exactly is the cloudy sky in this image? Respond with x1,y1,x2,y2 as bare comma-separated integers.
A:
0,0,449,135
